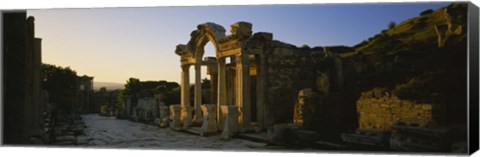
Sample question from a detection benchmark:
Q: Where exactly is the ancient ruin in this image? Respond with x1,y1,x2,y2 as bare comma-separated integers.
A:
174,21,344,138
2,3,473,154
341,88,450,151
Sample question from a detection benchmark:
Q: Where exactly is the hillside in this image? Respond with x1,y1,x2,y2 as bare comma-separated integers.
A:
353,3,466,56
339,2,468,127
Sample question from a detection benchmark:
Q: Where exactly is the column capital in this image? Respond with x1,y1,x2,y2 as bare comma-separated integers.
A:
181,64,190,71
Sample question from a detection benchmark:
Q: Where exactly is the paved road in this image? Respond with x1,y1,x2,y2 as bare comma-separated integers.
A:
80,114,266,150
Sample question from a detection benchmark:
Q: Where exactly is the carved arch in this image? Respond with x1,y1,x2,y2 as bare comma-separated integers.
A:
186,22,226,61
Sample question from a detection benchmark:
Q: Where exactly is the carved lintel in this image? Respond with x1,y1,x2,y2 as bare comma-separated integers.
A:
218,48,241,58
219,38,240,52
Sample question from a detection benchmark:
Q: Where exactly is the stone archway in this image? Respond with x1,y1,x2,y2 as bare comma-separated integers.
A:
175,22,255,136
175,22,226,129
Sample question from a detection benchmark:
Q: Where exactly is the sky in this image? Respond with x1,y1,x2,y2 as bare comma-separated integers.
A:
27,2,450,85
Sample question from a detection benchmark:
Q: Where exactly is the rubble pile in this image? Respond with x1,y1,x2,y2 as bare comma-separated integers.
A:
29,108,51,144
389,121,451,152
48,110,90,145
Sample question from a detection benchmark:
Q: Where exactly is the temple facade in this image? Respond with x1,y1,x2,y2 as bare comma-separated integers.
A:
174,21,343,138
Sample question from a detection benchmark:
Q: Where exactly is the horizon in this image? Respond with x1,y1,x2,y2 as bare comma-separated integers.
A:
27,2,450,85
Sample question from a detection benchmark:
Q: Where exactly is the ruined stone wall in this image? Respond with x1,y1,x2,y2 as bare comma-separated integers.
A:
356,88,445,131
3,12,29,144
137,98,157,121
3,13,45,144
263,41,325,124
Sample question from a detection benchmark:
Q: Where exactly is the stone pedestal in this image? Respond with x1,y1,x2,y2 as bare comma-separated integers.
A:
169,105,182,130
221,106,238,139
200,104,217,136
182,106,193,129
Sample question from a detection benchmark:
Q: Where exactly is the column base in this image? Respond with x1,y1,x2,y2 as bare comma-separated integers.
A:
182,106,193,129
200,104,217,136
221,106,238,140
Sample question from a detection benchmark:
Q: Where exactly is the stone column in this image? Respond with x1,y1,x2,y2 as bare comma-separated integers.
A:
207,63,218,105
236,54,251,132
193,63,203,125
221,105,239,140
169,104,182,130
217,58,227,130
200,104,217,136
210,72,218,104
180,65,191,128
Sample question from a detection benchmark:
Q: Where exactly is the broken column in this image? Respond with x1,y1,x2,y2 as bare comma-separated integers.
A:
293,88,317,130
155,94,170,128
169,104,182,130
159,105,170,128
200,104,217,136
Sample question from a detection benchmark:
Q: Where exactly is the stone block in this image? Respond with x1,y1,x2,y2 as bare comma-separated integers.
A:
221,106,238,139
182,106,193,129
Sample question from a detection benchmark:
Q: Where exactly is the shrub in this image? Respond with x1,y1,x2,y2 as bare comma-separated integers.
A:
420,9,434,16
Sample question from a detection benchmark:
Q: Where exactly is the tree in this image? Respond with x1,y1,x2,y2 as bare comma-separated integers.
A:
41,63,79,111
117,78,181,106
117,78,141,108
124,78,141,95
420,9,434,16
388,21,396,29
99,87,107,93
